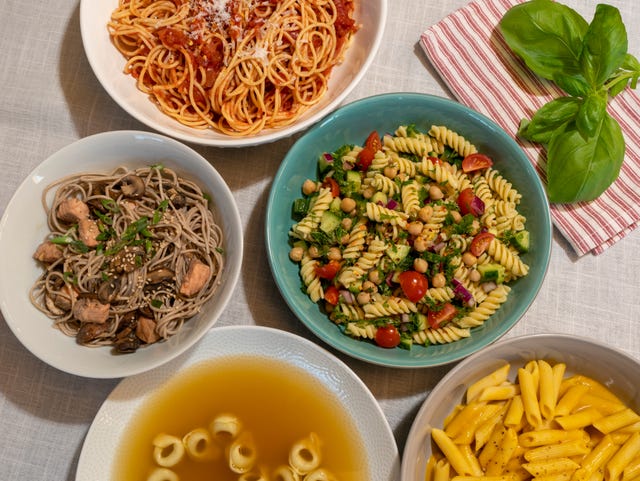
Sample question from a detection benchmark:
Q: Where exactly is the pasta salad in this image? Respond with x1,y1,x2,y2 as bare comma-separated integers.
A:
288,124,530,350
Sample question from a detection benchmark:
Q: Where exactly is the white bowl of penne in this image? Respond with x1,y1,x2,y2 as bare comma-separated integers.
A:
401,333,640,481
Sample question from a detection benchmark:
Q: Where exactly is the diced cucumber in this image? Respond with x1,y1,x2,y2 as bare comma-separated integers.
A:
318,153,334,174
319,211,341,234
371,191,387,205
345,170,362,194
386,244,411,263
398,336,413,350
477,263,506,284
414,312,427,331
329,197,342,213
512,230,530,253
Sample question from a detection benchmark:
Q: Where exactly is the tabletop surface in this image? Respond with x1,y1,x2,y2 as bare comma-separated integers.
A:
1,1,639,480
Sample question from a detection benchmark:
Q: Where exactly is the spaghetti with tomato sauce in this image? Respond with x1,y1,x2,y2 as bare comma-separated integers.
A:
108,0,358,136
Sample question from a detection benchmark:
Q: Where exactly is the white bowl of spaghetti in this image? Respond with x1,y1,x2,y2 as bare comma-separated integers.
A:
0,131,243,378
79,0,387,147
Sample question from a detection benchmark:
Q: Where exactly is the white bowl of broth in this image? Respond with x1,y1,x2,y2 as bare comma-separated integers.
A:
0,131,243,378
76,325,400,481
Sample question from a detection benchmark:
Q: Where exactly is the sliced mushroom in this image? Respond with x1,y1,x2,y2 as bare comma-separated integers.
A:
118,174,146,198
52,284,78,311
76,322,111,344
97,277,121,303
110,246,145,273
114,326,140,353
146,267,174,284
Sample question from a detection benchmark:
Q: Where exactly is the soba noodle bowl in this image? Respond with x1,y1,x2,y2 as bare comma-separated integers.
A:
30,165,224,353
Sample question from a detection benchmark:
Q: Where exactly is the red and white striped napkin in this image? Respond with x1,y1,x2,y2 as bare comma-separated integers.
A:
420,0,640,256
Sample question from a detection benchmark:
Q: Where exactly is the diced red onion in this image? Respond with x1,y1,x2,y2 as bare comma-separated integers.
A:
385,271,395,287
386,199,398,210
340,289,354,305
452,279,476,307
401,313,410,323
323,152,334,162
470,196,485,216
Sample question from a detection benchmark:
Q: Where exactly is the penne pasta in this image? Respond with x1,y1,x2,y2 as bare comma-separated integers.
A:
423,361,640,481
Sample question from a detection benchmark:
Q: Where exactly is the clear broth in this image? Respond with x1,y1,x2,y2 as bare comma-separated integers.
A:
113,355,368,480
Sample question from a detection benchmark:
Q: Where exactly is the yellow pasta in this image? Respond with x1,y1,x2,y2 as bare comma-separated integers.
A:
423,361,640,481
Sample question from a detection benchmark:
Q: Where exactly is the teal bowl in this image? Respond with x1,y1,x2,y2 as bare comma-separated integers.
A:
265,93,552,368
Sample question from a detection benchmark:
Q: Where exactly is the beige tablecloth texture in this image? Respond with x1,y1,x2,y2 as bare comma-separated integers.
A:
1,1,639,480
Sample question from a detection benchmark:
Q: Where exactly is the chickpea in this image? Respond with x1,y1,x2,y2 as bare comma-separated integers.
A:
341,197,356,213
356,291,371,305
308,245,321,259
325,302,335,313
383,165,398,179
340,233,351,245
413,236,429,253
362,280,378,293
341,217,353,231
429,185,444,200
462,251,477,266
363,186,375,199
327,247,342,261
289,246,304,263
418,205,433,223
450,210,462,223
469,269,482,283
302,179,317,196
407,221,423,236
413,258,428,274
432,272,446,288
368,270,382,285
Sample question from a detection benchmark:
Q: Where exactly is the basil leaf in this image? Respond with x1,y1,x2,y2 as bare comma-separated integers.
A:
580,4,627,88
553,73,591,97
499,0,588,81
518,97,580,144
546,114,624,203
575,92,608,139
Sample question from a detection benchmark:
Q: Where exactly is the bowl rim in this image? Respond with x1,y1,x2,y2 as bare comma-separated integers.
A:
0,130,244,378
400,332,640,480
79,0,389,148
265,92,553,368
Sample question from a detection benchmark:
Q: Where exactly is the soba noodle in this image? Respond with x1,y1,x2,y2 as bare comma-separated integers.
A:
30,165,224,353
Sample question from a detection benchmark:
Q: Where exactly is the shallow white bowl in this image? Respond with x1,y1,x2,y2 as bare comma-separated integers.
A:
76,325,400,481
79,0,387,147
0,131,243,378
401,333,640,481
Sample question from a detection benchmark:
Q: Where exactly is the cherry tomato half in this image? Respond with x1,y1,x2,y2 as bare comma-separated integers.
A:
375,324,401,348
315,260,341,280
398,270,429,303
324,285,340,306
456,188,484,216
364,130,382,152
321,177,340,197
356,130,382,171
457,188,476,216
469,232,495,256
428,302,457,329
462,153,493,173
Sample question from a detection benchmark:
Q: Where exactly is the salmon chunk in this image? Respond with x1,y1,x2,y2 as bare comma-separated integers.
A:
72,298,110,324
33,241,63,263
136,316,160,344
56,198,89,223
179,258,211,297
78,218,100,247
